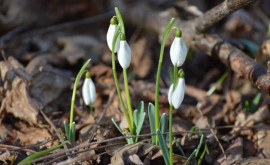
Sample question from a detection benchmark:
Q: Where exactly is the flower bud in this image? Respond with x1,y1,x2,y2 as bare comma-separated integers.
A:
168,77,185,109
82,72,96,105
107,17,120,53
118,34,131,69
170,29,187,67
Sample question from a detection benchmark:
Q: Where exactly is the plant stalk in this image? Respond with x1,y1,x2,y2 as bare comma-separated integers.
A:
111,26,133,133
123,69,134,131
154,18,175,144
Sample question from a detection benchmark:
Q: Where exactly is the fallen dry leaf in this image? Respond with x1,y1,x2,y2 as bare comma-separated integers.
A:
214,137,243,165
130,37,153,78
0,70,40,125
15,122,51,146
57,35,104,65
235,158,270,165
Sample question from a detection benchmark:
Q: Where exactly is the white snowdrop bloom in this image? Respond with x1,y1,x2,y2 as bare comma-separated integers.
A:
168,69,185,109
118,35,131,69
82,73,96,105
171,77,185,109
168,83,173,105
170,30,188,67
106,17,120,53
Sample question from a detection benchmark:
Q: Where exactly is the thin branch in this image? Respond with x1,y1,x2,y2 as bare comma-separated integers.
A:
190,0,257,33
124,2,270,95
0,144,36,154
39,109,71,159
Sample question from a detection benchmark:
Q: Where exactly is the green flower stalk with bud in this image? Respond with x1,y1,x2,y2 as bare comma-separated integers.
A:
64,59,95,141
107,7,146,143
168,69,185,165
155,22,187,164
154,18,175,144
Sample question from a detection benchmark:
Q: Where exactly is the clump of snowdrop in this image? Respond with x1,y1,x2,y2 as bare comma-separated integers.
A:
106,7,145,144
118,34,131,69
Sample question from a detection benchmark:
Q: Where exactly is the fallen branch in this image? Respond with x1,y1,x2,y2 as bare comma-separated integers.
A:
124,0,270,94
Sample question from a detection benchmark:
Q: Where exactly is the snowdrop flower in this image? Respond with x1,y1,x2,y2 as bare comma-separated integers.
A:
118,34,131,69
170,29,187,67
168,70,185,109
107,17,120,53
82,72,96,105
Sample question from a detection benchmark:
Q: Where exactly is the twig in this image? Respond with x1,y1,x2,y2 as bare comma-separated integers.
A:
197,107,228,165
189,0,257,33
0,144,36,154
23,124,266,164
124,1,270,95
39,109,71,158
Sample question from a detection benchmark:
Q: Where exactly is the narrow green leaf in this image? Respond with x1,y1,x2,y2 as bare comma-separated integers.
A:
250,93,261,112
18,142,67,165
197,147,207,165
134,101,145,142
160,113,168,140
206,73,227,96
204,143,210,155
124,132,134,144
195,135,204,157
157,130,170,165
133,109,138,129
148,103,156,144
175,138,186,156
184,149,197,165
70,122,76,142
111,118,123,134
63,121,70,140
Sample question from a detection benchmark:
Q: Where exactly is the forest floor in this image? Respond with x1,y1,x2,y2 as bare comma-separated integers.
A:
1,0,270,164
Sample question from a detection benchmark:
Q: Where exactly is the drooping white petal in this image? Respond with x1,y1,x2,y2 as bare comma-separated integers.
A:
106,24,120,53
88,78,96,104
82,78,96,105
170,37,188,67
118,40,131,69
171,78,185,109
168,84,173,105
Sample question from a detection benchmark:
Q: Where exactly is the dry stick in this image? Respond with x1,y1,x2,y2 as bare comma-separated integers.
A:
0,144,36,154
196,106,228,165
39,109,71,159
189,0,257,33
124,0,270,95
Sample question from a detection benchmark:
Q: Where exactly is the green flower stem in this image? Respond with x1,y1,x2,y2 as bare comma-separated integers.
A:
111,25,133,133
70,59,91,129
154,18,175,144
169,104,173,165
123,69,134,131
169,65,178,165
115,7,125,34
173,65,177,89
